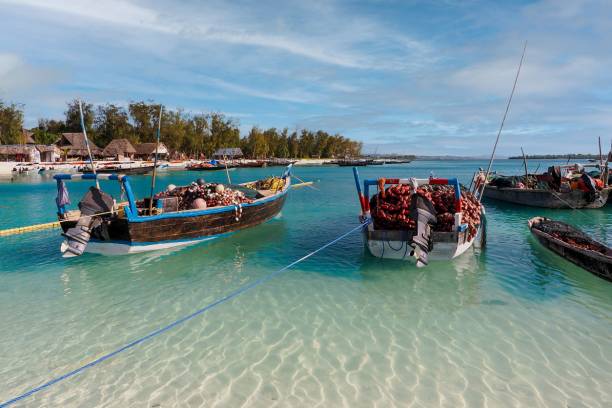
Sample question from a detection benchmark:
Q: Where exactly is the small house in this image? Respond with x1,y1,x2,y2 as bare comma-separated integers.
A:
56,132,102,160
36,145,61,162
213,147,243,159
135,142,169,160
0,145,39,162
102,139,136,161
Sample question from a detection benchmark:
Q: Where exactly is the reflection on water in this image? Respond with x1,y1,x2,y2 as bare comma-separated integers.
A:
0,161,611,407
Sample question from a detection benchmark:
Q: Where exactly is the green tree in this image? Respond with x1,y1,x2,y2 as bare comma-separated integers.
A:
209,113,240,151
94,104,133,145
64,99,95,136
187,114,211,156
32,119,63,144
128,101,161,143
0,101,24,144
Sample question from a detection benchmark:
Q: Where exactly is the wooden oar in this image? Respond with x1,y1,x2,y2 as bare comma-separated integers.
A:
292,181,314,189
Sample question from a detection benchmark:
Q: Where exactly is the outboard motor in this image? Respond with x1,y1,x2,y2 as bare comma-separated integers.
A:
60,187,115,257
409,190,437,267
580,173,599,203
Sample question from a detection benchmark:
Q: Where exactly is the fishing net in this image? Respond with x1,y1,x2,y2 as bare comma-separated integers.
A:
370,183,482,240
534,219,607,254
154,182,253,211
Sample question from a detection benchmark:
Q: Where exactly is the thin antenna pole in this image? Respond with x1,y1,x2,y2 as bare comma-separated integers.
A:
148,105,163,215
78,99,99,189
478,41,527,202
521,146,529,179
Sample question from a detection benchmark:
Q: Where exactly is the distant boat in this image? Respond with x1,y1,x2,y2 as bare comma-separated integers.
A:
81,164,156,175
528,217,611,281
337,159,369,166
186,161,234,171
266,159,298,167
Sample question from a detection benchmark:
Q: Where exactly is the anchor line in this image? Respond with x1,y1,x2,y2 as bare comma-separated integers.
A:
0,221,369,407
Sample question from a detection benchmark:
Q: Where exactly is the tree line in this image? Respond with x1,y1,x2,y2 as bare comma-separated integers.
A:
0,99,362,158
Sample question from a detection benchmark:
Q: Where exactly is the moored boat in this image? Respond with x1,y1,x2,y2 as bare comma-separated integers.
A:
81,164,156,175
186,161,234,171
528,217,612,281
353,168,485,266
53,165,292,256
478,164,610,209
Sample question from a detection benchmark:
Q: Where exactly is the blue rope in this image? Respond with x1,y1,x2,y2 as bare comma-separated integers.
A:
1,221,369,407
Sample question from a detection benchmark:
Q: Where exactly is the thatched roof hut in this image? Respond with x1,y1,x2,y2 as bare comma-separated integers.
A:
0,145,39,161
102,139,136,159
36,145,61,162
135,142,168,159
22,129,36,144
213,147,243,158
57,133,102,158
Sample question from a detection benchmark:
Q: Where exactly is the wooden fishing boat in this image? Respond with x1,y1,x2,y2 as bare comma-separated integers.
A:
82,164,156,175
478,163,610,209
53,165,292,256
528,217,612,281
482,185,610,208
338,159,369,166
186,162,234,171
238,160,266,168
353,168,485,266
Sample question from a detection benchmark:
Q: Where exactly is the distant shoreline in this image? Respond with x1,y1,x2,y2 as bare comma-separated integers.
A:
507,154,601,160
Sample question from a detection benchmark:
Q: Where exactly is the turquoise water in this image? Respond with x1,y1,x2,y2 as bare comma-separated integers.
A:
0,160,610,407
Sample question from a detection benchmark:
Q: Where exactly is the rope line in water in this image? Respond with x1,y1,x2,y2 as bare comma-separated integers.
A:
0,221,368,407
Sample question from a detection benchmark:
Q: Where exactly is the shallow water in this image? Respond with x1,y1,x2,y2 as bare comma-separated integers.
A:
0,160,610,407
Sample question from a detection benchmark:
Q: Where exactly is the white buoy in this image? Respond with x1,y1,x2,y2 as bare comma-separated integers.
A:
191,198,207,209
215,184,225,193
167,184,176,192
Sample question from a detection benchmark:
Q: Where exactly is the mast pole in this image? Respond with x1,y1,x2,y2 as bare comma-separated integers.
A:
521,146,529,182
477,41,527,202
78,99,99,189
148,105,163,215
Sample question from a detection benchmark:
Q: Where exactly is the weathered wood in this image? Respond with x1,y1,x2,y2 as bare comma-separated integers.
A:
528,217,612,282
484,185,610,208
60,193,287,244
128,195,286,242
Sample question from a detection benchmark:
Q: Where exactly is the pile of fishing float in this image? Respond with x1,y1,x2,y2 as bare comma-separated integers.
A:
371,184,482,240
155,181,253,210
245,176,285,192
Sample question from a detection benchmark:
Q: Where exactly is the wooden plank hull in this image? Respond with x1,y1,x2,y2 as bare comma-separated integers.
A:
61,192,287,254
483,185,610,208
528,217,612,282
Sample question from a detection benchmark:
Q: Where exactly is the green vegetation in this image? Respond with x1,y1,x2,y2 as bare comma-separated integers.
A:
0,99,362,158
0,101,24,144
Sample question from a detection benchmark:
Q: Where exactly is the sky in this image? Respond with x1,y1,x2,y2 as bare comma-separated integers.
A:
0,0,611,155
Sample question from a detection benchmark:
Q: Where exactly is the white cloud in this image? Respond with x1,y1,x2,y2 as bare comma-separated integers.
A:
0,53,59,96
0,0,431,70
449,54,602,97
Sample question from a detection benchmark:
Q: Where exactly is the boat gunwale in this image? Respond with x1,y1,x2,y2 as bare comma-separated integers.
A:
528,217,612,261
126,176,291,223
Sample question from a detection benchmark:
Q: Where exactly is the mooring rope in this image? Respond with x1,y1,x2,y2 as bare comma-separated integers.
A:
0,221,369,407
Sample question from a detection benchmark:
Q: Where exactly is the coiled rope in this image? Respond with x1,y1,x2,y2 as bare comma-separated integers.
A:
0,221,368,407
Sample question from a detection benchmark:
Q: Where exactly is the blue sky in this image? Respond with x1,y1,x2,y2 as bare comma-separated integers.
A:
0,0,610,155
